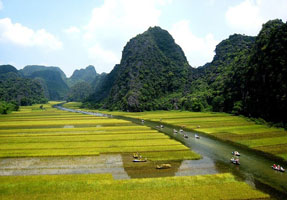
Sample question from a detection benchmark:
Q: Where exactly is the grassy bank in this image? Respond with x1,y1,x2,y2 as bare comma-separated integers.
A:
0,173,269,200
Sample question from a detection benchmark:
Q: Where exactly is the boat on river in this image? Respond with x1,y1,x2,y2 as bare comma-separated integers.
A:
271,164,285,172
195,134,200,139
133,158,147,162
230,158,240,165
183,134,188,138
232,151,240,156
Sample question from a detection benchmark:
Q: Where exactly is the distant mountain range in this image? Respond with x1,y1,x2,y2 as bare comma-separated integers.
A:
0,64,105,104
1,19,286,126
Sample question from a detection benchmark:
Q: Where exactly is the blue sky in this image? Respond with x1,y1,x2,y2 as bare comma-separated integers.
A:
0,0,287,77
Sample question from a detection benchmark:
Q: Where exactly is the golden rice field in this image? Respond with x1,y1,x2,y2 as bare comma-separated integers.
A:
0,173,269,200
0,102,200,160
0,102,270,199
74,103,287,161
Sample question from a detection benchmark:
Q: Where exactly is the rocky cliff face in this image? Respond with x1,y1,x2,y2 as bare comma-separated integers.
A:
87,26,192,111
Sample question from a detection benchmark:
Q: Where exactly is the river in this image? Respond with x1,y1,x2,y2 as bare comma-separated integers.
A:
56,106,287,199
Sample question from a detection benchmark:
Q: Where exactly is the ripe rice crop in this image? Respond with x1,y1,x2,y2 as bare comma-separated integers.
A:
0,103,198,159
0,173,269,200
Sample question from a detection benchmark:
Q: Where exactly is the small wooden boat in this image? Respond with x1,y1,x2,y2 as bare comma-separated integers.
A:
232,151,240,156
183,134,188,138
195,134,200,139
179,129,183,133
271,165,285,172
133,158,147,162
156,164,171,169
230,158,240,165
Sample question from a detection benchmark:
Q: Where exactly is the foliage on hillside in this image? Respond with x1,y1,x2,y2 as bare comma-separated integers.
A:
193,19,287,126
67,81,93,102
20,65,67,81
67,65,105,87
28,70,70,100
244,19,287,125
85,26,192,111
0,101,19,114
0,65,47,108
85,20,287,126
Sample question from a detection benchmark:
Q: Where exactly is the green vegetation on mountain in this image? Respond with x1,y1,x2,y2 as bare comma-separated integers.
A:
0,65,47,110
68,65,99,86
29,70,69,100
244,19,287,125
67,81,93,102
192,19,287,126
85,26,191,111
188,34,256,113
85,19,287,127
20,65,67,81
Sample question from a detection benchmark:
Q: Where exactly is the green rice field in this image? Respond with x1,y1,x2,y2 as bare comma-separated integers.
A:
0,102,199,160
0,173,269,200
73,103,287,161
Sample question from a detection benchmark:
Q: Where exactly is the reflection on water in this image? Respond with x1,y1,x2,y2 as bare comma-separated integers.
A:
0,154,222,180
121,154,182,178
175,157,218,176
63,125,74,128
0,155,129,179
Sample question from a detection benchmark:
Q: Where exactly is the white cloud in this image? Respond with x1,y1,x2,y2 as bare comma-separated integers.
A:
170,20,218,67
64,26,80,34
82,0,171,70
88,44,120,70
0,18,62,50
226,0,287,35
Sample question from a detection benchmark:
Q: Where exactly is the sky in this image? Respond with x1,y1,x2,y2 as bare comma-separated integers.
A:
0,0,287,77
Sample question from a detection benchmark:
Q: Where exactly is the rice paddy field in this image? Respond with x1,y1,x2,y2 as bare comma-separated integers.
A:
0,102,199,160
74,104,287,161
0,173,269,200
0,102,271,199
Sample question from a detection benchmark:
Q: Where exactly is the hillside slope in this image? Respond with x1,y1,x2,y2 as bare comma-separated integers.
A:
86,26,192,111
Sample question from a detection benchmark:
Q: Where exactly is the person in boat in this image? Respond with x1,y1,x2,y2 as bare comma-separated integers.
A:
273,164,277,169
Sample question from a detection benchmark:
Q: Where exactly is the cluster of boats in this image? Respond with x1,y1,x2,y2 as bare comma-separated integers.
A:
230,151,241,165
173,129,200,139
230,151,285,173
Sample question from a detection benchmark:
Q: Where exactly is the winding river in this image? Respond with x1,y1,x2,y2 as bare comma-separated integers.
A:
56,106,287,199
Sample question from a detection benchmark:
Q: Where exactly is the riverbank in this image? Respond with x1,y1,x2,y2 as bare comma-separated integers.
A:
74,105,286,162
